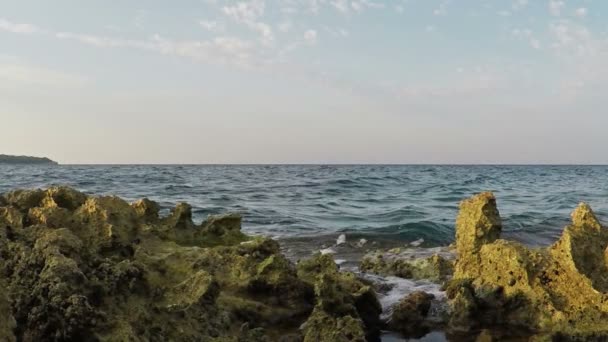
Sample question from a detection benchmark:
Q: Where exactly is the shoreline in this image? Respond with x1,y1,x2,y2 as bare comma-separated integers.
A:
2,187,608,341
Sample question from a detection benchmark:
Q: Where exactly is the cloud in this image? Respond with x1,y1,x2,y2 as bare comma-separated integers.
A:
512,28,542,50
0,18,44,34
223,1,265,22
200,20,224,33
222,0,274,45
575,8,588,19
549,0,565,17
304,29,317,44
278,20,292,33
512,0,528,11
433,1,449,16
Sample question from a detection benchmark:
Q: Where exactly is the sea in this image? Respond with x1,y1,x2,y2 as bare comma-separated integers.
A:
2,164,608,341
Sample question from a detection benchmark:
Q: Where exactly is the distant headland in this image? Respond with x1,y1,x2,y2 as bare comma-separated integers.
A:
0,154,58,165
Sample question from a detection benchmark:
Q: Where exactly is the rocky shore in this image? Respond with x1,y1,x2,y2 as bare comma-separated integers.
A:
1,187,608,341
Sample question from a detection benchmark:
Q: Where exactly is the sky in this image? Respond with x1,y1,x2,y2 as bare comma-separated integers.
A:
1,0,608,164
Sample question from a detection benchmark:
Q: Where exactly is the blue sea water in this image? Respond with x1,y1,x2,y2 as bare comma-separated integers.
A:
2,164,608,248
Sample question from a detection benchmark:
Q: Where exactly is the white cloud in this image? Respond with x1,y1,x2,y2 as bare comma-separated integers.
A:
223,0,274,45
512,0,528,11
199,20,224,33
304,29,317,44
512,28,541,50
575,8,588,19
278,20,293,33
223,1,265,22
331,0,350,13
549,0,565,17
433,1,449,16
0,18,44,34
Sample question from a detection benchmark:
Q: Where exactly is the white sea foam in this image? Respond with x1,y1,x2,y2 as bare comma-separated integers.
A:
336,233,346,245
359,273,446,321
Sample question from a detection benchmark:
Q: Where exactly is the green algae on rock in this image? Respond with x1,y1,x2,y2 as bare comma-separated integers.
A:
0,186,381,341
360,249,453,282
447,192,608,338
298,253,383,342
0,281,16,342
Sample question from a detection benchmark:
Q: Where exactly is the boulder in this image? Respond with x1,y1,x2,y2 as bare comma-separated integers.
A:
447,192,608,338
389,291,435,337
360,250,453,282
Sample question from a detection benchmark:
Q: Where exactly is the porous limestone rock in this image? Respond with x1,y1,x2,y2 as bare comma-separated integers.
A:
389,291,435,337
298,253,383,342
360,250,453,282
0,281,16,342
447,192,608,338
0,186,381,342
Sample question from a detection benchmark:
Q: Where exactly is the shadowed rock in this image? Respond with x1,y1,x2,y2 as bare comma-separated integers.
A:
360,250,453,282
0,186,381,342
0,281,16,342
389,291,435,338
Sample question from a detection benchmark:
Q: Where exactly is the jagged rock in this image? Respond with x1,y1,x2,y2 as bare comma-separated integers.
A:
447,192,608,338
42,186,87,210
131,198,160,222
360,250,453,282
0,186,381,341
3,189,45,211
454,192,502,279
297,253,382,342
301,307,366,342
28,206,71,228
0,281,16,342
389,291,435,337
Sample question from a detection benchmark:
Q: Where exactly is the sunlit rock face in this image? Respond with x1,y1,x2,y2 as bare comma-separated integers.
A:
0,186,381,342
447,192,608,338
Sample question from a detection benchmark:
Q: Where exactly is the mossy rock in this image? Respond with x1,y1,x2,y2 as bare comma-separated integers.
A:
448,192,608,338
0,186,380,341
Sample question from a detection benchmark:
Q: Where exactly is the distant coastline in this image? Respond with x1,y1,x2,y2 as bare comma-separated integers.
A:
0,154,58,165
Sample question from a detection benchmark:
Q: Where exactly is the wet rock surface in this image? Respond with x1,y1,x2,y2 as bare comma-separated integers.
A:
5,186,608,341
360,248,454,282
0,187,382,342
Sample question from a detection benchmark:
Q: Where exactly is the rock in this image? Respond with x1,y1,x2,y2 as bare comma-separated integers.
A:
453,192,502,279
0,281,16,342
0,186,380,341
389,291,435,337
447,192,608,338
3,189,45,211
42,186,87,210
301,308,366,342
360,250,454,282
298,253,382,342
131,198,160,222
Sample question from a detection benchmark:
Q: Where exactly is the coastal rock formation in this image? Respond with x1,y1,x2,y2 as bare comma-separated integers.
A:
0,186,381,341
0,281,16,342
360,249,453,282
446,192,608,338
388,291,435,337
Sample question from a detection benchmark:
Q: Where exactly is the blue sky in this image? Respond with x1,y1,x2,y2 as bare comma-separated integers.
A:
1,0,607,164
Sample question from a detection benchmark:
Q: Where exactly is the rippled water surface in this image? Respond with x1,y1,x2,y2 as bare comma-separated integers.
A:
2,165,608,247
